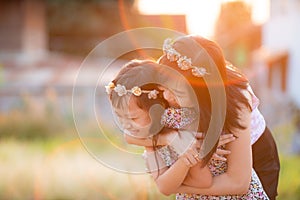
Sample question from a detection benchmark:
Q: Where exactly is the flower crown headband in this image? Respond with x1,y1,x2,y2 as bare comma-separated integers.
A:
163,38,209,77
105,82,159,99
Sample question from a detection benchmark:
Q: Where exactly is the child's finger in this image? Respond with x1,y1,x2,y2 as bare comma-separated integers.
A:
186,153,198,165
184,147,199,165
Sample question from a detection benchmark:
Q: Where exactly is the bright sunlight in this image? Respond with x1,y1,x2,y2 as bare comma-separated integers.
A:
137,0,270,38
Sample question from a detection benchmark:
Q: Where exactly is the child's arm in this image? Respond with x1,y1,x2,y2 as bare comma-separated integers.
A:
144,140,212,196
123,130,175,146
124,133,154,146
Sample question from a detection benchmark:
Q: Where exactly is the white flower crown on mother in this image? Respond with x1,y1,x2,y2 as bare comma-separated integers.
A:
163,38,209,77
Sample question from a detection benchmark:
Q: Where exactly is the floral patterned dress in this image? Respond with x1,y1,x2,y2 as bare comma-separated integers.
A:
156,145,269,200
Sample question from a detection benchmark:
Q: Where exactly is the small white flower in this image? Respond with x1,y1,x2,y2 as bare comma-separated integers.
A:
114,84,127,96
131,86,142,96
163,38,181,62
105,82,115,95
163,38,173,51
148,90,159,99
191,67,207,77
105,86,113,95
166,49,180,62
177,56,192,70
162,37,210,78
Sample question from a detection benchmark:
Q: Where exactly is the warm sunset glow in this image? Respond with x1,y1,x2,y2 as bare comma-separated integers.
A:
137,0,270,38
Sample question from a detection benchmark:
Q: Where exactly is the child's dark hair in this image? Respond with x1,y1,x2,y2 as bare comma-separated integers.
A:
110,60,170,175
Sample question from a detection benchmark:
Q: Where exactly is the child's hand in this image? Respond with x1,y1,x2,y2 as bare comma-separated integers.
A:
178,139,201,167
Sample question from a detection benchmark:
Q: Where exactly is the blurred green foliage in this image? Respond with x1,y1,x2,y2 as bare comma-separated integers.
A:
0,111,65,140
0,90,72,140
0,137,299,199
0,138,172,200
277,155,300,200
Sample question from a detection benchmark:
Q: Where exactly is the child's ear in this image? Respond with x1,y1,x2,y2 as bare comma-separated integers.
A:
148,104,165,137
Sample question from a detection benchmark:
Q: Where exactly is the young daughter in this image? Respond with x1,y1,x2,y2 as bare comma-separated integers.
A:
105,59,269,199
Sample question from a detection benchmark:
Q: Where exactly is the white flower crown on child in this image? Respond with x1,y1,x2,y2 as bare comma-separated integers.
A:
105,82,159,99
163,38,209,77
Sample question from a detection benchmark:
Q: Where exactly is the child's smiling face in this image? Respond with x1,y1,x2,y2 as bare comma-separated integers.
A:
114,96,152,138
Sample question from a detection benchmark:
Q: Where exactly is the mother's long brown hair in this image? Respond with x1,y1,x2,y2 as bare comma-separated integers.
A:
159,35,251,166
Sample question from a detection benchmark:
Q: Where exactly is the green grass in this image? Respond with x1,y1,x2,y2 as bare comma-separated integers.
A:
0,138,299,199
277,155,300,200
0,138,173,200
270,118,300,199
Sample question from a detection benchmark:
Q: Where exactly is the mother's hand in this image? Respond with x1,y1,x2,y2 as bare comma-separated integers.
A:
194,132,236,161
212,134,236,161
194,132,236,146
218,133,237,147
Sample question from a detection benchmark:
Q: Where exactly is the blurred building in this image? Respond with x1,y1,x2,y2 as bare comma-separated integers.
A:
214,1,262,69
0,0,299,110
263,0,300,107
0,0,186,57
0,0,187,113
0,0,47,61
214,0,300,110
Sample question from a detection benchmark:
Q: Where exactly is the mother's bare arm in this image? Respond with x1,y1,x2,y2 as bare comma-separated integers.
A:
168,103,252,195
